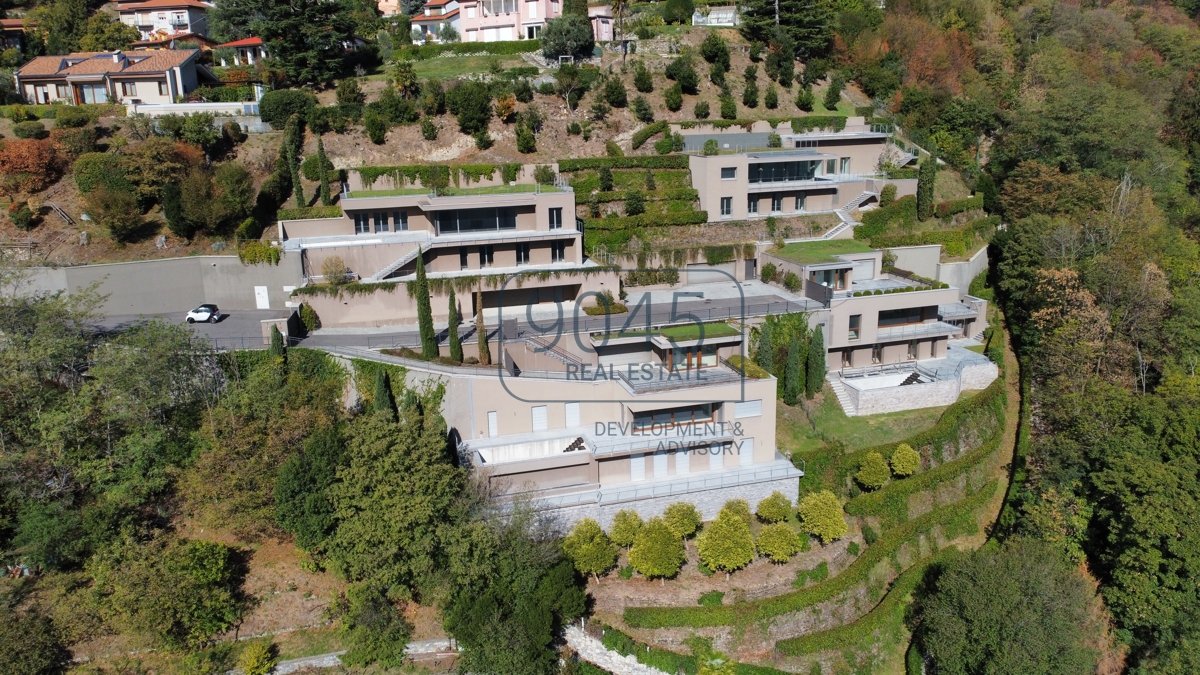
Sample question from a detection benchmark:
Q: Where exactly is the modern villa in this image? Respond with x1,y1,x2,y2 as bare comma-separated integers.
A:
279,164,618,326
687,117,916,221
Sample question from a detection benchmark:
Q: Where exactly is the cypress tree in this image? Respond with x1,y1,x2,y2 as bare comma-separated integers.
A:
415,251,437,359
447,289,463,363
783,338,802,405
755,321,776,374
917,159,936,220
372,368,395,419
475,289,491,366
269,325,285,359
806,325,825,399
317,138,332,206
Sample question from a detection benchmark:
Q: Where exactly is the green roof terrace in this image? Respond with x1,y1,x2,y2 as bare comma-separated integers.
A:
346,183,565,199
771,239,874,265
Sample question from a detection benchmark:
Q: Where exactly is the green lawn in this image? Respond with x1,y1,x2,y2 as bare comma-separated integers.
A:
779,385,948,457
772,239,874,265
367,55,527,81
348,183,558,198
596,321,741,341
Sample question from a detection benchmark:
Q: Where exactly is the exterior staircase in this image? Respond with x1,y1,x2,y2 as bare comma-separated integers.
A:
367,245,422,282
826,373,858,416
823,191,878,240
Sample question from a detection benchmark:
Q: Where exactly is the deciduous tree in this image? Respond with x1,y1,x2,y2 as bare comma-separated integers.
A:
757,523,802,563
663,502,702,538
563,518,618,579
628,517,685,580
609,509,643,547
756,491,792,523
798,490,847,543
697,508,755,577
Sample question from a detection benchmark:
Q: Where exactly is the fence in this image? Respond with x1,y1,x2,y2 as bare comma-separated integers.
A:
126,101,260,117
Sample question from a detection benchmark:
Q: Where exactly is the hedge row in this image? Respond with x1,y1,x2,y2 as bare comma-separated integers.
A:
866,216,999,258
277,205,343,220
397,39,540,59
856,195,917,239
623,480,999,629
934,192,983,218
790,115,849,133
558,156,690,171
631,121,670,149
844,384,1006,524
356,162,522,188
598,622,789,675
585,210,708,230
0,103,124,120
591,187,698,204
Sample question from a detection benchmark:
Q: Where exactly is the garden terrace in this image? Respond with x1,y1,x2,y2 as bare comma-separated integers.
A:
591,321,741,343
346,183,563,198
771,240,874,265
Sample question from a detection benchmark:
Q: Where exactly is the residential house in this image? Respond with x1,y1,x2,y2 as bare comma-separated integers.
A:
215,37,268,66
411,0,462,42
118,0,213,42
457,0,563,42
687,117,916,222
1,18,27,51
278,163,618,327
14,49,201,104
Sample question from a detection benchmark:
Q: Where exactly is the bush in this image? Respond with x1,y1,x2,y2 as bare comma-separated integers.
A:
697,508,755,575
421,117,438,141
321,256,351,285
693,100,710,119
73,152,129,194
653,132,682,155
935,193,984,218
598,166,614,191
603,77,628,108
756,491,793,523
541,14,595,59
301,153,335,182
663,502,701,538
238,641,278,675
534,164,557,184
13,121,48,139
634,61,654,93
364,110,388,144
757,523,803,563
54,106,92,128
700,32,730,68
891,443,920,477
764,86,778,109
719,95,737,120
702,139,718,156
855,451,891,490
783,271,800,291
823,74,844,111
631,120,669,149
605,140,623,156
862,523,879,545
795,85,814,112
609,509,643,547
558,156,689,171
628,517,685,579
631,95,654,123
624,190,645,216
662,0,694,24
767,132,781,148
760,262,778,282
880,183,897,206
260,89,317,129
299,303,322,333
797,490,847,544
664,83,683,112
664,56,698,94
446,80,492,134
9,203,34,231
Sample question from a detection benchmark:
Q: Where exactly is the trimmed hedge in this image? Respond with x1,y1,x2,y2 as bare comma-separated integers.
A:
934,192,983,218
855,195,917,240
586,210,708,230
0,103,123,120
559,156,690,171
277,205,343,220
631,121,670,150
623,480,999,629
790,115,848,133
598,622,789,675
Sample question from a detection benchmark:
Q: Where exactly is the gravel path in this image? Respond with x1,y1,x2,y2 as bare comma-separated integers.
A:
564,626,668,675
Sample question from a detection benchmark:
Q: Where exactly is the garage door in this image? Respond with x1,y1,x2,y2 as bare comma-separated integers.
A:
852,258,875,282
686,261,737,285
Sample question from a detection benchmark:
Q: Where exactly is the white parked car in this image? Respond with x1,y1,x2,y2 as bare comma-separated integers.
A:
185,304,221,324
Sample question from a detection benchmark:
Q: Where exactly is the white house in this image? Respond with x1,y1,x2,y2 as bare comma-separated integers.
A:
118,0,213,42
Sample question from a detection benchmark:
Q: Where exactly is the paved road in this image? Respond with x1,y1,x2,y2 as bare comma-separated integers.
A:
97,310,292,350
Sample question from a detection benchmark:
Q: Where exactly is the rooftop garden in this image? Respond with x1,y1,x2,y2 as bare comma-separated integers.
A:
772,239,874,265
593,321,742,342
347,183,560,198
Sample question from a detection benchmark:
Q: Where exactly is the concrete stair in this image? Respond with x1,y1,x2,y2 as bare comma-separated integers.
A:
826,373,858,416
368,245,422,282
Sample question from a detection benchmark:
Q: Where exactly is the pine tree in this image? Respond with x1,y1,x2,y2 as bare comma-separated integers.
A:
805,325,825,399
372,369,395,419
415,251,437,359
316,137,332,206
739,0,832,60
783,338,802,405
475,290,491,366
447,290,463,363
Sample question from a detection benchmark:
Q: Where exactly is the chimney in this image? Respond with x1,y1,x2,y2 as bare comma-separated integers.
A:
111,50,123,63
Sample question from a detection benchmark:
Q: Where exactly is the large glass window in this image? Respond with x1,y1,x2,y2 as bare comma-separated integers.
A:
720,167,737,179
748,160,819,184
354,213,369,234
549,207,562,229
632,403,714,430
517,243,530,264
747,197,758,214
479,245,494,267
374,212,388,233
720,197,732,216
849,314,861,340
459,247,469,270
435,207,517,234
879,306,935,327
551,241,566,262
771,194,782,212
393,210,408,230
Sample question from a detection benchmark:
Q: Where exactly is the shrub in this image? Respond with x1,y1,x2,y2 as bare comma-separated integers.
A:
764,86,778,109
238,641,278,675
421,117,438,141
13,121,48,139
700,32,730,68
720,499,754,526
557,156,689,171
364,110,387,144
823,74,844,111
702,139,718,156
767,132,781,148
741,80,759,108
862,523,879,545
321,256,351,285
9,203,34,231
855,451,891,490
797,490,847,544
697,508,755,575
783,271,800,291
516,123,536,153
663,502,701,538
890,443,920,477
760,262,778,282
54,106,92,128
603,77,628,108
260,89,317,129
880,183,897,206
238,241,281,265
662,0,694,24
605,140,623,156
795,86,814,112
73,152,129,194
631,120,668,149
634,61,653,93
300,303,322,333
628,517,685,579
598,166,614,191
534,164,557,184
757,523,803,563
301,153,335,182
719,95,737,120
563,518,618,578
624,190,646,216
664,83,683,112
447,80,492,134
664,56,699,94
609,509,643,547
631,95,654,123
756,491,793,523
653,132,682,155
541,14,596,60
693,100,710,119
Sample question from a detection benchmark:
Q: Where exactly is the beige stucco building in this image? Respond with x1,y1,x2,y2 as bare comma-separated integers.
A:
14,49,201,105
688,117,916,221
281,164,617,327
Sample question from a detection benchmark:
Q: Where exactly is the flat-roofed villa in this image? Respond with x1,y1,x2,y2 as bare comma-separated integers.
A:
688,117,917,221
335,316,801,527
764,238,998,416
279,163,618,326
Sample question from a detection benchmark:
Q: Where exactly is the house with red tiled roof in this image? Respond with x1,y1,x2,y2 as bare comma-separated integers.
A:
118,0,213,42
1,18,28,51
215,36,268,66
411,0,462,42
14,49,201,105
